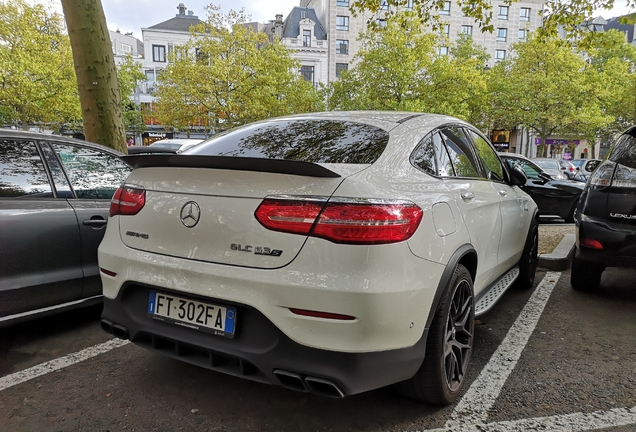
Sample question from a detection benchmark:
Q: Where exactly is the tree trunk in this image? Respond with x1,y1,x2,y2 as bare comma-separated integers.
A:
61,0,126,153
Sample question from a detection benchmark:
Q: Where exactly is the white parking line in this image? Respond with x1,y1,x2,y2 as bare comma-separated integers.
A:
423,271,636,432
450,271,562,423
0,338,130,392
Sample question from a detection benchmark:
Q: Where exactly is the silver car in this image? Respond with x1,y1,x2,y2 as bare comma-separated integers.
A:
532,158,567,179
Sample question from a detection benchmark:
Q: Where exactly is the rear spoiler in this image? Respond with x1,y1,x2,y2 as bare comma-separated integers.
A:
120,154,341,178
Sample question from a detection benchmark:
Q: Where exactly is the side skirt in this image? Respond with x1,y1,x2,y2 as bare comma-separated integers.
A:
474,266,520,317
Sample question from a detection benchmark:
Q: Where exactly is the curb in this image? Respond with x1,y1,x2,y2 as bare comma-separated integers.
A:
537,233,575,271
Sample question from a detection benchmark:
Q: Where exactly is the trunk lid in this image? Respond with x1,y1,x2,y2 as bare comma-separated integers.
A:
118,160,366,269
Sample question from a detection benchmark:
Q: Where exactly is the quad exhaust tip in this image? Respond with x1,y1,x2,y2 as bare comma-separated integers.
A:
273,369,344,398
100,319,129,339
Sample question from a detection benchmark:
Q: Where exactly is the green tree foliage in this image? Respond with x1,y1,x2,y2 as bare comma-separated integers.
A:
326,14,489,125
0,0,80,130
116,55,146,136
153,6,323,133
350,0,635,36
582,30,636,136
487,35,612,156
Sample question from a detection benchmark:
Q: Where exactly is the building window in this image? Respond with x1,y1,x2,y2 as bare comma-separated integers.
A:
336,15,349,31
495,50,506,61
438,46,449,55
336,39,349,55
380,0,389,10
152,45,166,62
518,29,528,40
520,7,530,21
301,65,314,82
377,18,387,28
442,24,450,36
461,25,473,35
496,28,507,41
336,0,349,6
303,30,311,47
336,63,348,77
118,43,132,54
440,1,451,15
498,5,509,20
405,0,413,10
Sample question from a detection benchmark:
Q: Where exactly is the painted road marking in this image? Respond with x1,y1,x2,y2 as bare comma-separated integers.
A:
0,338,130,392
423,271,636,432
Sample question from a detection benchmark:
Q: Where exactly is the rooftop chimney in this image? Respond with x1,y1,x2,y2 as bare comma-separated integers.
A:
274,14,283,39
177,3,186,16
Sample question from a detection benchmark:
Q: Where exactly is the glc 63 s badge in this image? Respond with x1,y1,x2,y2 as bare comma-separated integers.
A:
231,244,283,256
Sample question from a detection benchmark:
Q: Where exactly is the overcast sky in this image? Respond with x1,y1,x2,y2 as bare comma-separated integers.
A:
102,0,299,38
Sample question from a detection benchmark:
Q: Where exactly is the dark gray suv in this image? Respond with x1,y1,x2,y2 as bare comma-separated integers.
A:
572,125,636,291
0,130,131,326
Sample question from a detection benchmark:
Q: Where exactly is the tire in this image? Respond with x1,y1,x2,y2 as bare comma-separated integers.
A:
571,256,603,292
565,202,577,223
516,219,538,290
401,264,474,405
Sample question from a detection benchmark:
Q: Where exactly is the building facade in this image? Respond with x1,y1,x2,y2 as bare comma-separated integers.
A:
298,0,545,81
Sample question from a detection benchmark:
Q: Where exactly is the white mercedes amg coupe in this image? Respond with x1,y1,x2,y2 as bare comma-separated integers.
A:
98,112,538,405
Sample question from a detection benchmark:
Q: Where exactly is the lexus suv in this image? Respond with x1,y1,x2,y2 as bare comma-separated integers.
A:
572,125,636,291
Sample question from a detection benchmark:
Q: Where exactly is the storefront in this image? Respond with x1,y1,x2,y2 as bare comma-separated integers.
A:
534,138,581,159
142,131,174,146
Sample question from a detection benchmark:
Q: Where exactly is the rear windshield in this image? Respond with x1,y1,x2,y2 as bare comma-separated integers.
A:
186,119,390,164
609,130,636,169
534,159,559,169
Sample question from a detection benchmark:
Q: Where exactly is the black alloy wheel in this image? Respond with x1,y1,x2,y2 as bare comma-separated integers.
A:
443,275,474,394
401,264,474,405
516,220,538,290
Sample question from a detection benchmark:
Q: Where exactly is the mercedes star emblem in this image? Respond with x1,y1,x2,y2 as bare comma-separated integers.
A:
180,201,201,228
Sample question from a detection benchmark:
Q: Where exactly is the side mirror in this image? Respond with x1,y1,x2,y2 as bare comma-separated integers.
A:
538,171,552,182
509,165,528,186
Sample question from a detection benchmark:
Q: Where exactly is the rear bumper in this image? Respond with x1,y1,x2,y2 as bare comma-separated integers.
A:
575,214,636,268
101,284,428,397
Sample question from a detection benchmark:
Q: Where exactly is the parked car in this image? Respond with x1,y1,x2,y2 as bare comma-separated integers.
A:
127,139,204,155
532,158,568,180
571,125,636,291
99,112,538,405
559,159,578,179
0,130,131,326
571,158,602,182
500,153,584,222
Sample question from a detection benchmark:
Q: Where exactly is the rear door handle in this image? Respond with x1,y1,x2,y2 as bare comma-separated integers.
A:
461,192,475,202
83,218,107,227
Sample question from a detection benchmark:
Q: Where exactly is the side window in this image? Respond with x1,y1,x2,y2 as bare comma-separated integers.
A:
468,129,504,181
411,134,437,176
50,143,131,199
432,132,454,176
439,127,482,178
0,140,53,198
39,142,74,198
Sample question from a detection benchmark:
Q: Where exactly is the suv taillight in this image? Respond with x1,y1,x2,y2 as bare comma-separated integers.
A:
110,186,146,216
589,161,615,187
255,197,423,245
589,161,636,188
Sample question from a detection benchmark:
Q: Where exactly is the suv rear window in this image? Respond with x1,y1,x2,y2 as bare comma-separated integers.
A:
187,120,390,164
609,131,636,169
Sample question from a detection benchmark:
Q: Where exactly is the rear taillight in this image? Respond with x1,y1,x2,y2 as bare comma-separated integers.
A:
612,164,636,188
110,186,146,217
589,161,636,188
255,197,423,245
580,238,603,250
589,161,616,187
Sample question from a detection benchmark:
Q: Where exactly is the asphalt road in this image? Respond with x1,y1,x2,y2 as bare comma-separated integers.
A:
1,267,635,432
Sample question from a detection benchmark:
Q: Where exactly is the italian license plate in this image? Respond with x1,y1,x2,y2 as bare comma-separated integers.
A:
147,291,236,338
